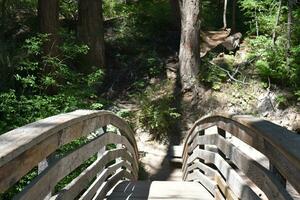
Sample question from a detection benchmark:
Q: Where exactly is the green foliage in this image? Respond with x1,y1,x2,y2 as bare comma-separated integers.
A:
86,69,105,87
103,0,125,19
60,0,78,20
15,31,90,93
275,94,287,108
0,90,87,133
239,0,279,35
137,81,180,141
200,53,232,91
248,36,299,91
0,168,38,200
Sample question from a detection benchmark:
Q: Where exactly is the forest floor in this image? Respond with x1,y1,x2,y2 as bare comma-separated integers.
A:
101,20,300,180
105,48,300,180
104,42,299,180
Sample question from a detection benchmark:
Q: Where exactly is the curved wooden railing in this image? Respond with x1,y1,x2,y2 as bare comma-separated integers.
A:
0,110,139,200
182,114,300,200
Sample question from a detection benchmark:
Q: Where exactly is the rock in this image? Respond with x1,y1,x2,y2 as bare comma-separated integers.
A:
257,93,276,114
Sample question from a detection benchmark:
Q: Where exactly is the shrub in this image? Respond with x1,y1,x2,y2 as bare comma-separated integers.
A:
136,80,180,141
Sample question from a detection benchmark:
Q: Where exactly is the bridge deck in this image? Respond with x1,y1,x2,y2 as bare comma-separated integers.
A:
106,181,214,200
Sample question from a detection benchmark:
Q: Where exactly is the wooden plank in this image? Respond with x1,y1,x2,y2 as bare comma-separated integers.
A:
182,114,300,194
0,110,139,193
187,148,260,200
14,133,136,200
186,170,216,195
183,159,216,181
92,170,133,200
79,161,131,200
183,134,218,171
0,133,60,193
215,174,239,200
52,149,136,200
215,188,225,200
191,134,294,200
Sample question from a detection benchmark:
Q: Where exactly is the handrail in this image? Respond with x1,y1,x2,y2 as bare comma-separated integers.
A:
182,113,300,200
0,110,139,200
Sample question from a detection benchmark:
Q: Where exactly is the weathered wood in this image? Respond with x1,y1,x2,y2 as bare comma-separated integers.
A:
215,174,239,200
215,188,225,200
192,134,291,199
186,169,216,195
92,170,133,200
183,114,300,194
52,149,136,200
0,110,138,193
187,148,260,200
0,133,60,193
185,159,216,179
14,133,136,200
79,161,132,200
188,134,294,200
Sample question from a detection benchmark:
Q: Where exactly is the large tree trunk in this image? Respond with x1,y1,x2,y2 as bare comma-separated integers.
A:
272,0,282,46
38,0,59,57
38,0,59,94
78,0,105,73
178,0,201,91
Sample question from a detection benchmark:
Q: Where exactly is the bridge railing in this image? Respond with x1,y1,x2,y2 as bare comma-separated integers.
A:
0,110,139,200
182,114,300,200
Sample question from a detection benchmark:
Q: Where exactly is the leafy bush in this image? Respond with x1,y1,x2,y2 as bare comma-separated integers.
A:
200,53,232,91
248,36,299,90
136,80,180,141
0,90,88,134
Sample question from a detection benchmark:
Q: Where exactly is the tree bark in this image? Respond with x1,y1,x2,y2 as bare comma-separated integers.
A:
78,0,105,73
38,0,59,57
287,0,292,51
223,0,228,29
178,0,201,91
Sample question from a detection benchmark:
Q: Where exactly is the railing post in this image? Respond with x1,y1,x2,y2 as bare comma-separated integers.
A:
199,130,205,163
116,129,123,162
97,127,106,177
217,127,227,159
38,155,55,199
270,163,286,187
217,127,226,138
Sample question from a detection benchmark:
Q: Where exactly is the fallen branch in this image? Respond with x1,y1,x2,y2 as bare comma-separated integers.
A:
209,61,250,85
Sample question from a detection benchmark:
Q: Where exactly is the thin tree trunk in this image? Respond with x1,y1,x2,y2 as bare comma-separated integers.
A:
255,7,259,36
272,0,282,46
223,0,227,29
78,0,105,73
38,0,59,57
287,0,292,51
178,0,201,91
286,0,293,69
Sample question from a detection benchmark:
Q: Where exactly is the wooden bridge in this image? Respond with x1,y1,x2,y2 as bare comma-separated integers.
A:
0,110,299,200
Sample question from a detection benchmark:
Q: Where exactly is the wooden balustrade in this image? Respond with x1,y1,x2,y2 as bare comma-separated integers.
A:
182,114,300,200
0,110,139,200
1,111,300,200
